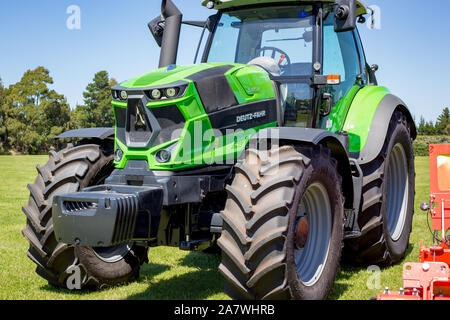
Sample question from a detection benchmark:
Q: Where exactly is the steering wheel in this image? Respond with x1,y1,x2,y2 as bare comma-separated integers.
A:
256,47,292,70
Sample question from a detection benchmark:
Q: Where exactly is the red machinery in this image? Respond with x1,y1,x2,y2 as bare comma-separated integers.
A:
378,144,450,300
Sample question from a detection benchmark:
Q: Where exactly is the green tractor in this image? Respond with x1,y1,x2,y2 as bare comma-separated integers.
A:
22,0,416,300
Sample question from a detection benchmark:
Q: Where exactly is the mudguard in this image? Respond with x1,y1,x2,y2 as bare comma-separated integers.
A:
253,127,354,209
56,128,115,140
344,91,417,165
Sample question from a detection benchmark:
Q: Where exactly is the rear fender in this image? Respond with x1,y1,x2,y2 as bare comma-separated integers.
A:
343,87,417,165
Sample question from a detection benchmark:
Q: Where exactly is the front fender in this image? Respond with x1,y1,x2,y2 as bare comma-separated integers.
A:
56,128,115,140
253,127,354,209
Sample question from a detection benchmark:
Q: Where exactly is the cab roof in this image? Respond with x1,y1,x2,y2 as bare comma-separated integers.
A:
201,0,368,16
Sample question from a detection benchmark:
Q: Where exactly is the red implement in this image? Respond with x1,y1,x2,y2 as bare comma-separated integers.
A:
378,145,450,300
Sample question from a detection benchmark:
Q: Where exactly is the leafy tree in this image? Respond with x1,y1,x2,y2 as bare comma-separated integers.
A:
6,67,71,154
72,71,117,128
0,77,8,152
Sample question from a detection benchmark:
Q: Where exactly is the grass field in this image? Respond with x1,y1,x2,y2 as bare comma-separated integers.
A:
0,155,431,300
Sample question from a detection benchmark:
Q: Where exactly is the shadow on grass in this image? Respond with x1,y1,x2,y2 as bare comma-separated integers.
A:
128,251,224,300
39,262,171,296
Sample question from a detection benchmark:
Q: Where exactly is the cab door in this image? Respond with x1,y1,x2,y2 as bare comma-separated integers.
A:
319,13,366,132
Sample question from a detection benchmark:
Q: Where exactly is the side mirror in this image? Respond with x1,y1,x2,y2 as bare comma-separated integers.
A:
148,14,218,48
334,0,357,33
148,16,165,48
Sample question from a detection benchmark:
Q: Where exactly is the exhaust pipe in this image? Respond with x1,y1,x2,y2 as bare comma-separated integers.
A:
159,0,182,68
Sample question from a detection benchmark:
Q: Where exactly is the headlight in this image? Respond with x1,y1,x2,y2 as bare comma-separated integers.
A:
114,148,124,162
120,91,128,100
155,149,171,163
165,87,178,98
151,89,162,100
111,90,118,100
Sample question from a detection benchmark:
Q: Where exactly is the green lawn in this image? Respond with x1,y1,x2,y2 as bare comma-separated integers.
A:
0,155,431,300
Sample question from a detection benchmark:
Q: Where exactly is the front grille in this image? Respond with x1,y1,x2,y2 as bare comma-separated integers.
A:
64,201,97,213
114,101,185,148
126,99,153,145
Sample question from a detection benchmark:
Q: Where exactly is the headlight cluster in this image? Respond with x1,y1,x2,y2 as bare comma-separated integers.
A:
111,85,186,102
145,86,185,101
111,90,128,101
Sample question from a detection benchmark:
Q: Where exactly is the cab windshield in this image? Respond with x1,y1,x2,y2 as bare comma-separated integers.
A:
206,5,315,77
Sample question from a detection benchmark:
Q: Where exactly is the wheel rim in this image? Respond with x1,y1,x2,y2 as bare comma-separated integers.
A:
93,243,132,263
386,143,409,241
294,183,332,287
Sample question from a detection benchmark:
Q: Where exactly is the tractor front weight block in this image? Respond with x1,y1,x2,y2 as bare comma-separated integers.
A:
52,185,163,247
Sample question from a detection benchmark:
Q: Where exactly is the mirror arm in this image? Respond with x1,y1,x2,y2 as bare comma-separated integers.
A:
182,20,207,28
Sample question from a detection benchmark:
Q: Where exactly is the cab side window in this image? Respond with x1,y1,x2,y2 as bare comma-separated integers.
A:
323,14,361,106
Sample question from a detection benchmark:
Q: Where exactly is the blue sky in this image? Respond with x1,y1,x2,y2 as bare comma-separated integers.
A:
0,0,449,122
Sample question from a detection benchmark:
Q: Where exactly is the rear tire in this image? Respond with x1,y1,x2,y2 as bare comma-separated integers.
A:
22,143,148,290
344,111,415,265
219,145,344,300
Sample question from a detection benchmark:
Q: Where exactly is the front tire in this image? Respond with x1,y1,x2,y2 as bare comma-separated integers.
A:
219,145,344,300
22,143,148,290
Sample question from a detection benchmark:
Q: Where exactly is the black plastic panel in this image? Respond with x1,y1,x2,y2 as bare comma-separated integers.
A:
187,65,238,113
208,99,278,134
152,105,185,145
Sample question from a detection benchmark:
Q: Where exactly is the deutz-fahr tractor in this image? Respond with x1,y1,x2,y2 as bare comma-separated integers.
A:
22,0,417,300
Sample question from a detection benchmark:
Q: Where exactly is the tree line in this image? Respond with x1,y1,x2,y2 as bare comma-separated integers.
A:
0,67,449,155
0,67,117,154
417,108,450,136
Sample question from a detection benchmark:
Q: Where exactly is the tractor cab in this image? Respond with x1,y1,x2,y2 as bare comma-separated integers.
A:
195,0,372,129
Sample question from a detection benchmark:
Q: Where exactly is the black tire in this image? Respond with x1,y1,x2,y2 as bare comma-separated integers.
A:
219,145,344,300
22,143,148,290
344,111,415,265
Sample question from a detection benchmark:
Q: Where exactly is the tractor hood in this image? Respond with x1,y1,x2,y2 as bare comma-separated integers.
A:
119,63,239,88
111,62,277,172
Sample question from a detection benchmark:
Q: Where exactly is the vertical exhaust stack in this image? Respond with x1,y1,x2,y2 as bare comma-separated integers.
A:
159,0,183,68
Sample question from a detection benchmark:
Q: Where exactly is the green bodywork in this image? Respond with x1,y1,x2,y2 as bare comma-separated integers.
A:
113,63,277,170
328,85,391,153
113,61,391,170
